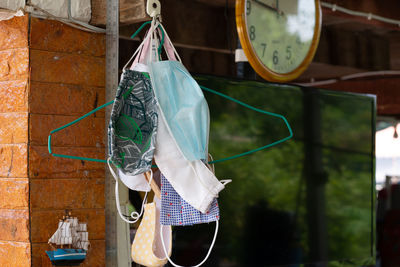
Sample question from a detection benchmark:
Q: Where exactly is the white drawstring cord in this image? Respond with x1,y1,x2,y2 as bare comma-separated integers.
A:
107,157,153,224
149,17,157,63
160,221,219,267
158,23,182,63
220,179,232,186
207,154,232,186
123,18,160,71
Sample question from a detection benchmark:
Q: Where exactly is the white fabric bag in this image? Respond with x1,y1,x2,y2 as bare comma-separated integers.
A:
146,22,227,213
154,108,225,213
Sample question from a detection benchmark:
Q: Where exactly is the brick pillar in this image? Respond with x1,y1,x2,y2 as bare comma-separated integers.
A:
0,15,106,266
0,15,31,267
28,18,106,266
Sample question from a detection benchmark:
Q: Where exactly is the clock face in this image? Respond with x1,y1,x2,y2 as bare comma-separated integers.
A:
245,0,318,74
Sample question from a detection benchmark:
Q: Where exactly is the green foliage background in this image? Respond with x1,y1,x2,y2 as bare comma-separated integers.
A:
171,75,376,267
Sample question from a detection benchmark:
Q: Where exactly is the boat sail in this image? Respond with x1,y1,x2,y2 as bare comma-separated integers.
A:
46,213,90,266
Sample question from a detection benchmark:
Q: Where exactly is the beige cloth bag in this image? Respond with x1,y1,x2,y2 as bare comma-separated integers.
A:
131,199,172,267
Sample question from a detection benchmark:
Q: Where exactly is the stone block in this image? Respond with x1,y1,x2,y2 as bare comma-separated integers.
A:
30,178,105,210
0,209,29,242
0,15,28,51
29,146,105,179
0,144,28,178
29,81,105,116
0,80,28,113
0,48,29,82
0,179,29,209
0,113,28,144
30,50,105,87
0,241,30,266
30,114,104,147
31,209,105,242
30,18,105,57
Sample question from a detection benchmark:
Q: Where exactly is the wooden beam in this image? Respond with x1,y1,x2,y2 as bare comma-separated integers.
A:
323,0,399,22
194,0,235,7
318,78,400,116
322,0,400,31
90,0,149,26
389,32,400,70
296,62,367,82
161,0,236,50
310,24,391,71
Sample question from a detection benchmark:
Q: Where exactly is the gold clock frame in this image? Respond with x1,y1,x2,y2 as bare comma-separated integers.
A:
235,0,322,82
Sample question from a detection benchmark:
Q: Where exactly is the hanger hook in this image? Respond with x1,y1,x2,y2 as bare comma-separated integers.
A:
146,0,161,18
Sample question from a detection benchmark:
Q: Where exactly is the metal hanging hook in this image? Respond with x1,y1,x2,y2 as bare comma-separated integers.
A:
146,0,161,18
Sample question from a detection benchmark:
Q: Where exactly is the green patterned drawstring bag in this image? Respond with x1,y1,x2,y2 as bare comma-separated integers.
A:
108,70,158,175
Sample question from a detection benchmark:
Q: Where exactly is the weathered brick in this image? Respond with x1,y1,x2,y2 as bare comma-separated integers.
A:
30,50,105,87
0,241,30,266
30,18,105,57
32,239,105,267
30,114,104,147
0,144,28,178
0,48,29,82
0,179,29,209
29,146,105,179
0,15,28,51
0,80,28,113
31,209,105,242
30,178,105,210
0,113,28,144
29,81,105,116
0,209,29,242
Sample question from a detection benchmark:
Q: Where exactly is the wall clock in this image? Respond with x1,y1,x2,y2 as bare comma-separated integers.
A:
236,0,322,82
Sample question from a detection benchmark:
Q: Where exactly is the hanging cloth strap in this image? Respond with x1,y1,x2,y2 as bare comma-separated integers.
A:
107,157,154,224
160,221,219,267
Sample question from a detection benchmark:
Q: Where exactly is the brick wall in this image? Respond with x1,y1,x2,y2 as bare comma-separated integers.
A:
0,15,31,267
0,15,106,266
28,18,106,266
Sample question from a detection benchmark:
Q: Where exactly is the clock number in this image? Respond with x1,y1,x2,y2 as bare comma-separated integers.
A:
246,1,251,15
261,43,267,57
273,50,279,65
286,46,292,60
249,26,256,41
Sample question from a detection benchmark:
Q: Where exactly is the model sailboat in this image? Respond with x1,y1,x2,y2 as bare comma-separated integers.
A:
46,213,90,266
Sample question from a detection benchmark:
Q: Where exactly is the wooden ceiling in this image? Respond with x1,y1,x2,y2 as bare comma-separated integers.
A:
195,0,235,7
111,0,400,115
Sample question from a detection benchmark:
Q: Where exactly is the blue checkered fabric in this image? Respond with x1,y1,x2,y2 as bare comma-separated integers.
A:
160,173,220,226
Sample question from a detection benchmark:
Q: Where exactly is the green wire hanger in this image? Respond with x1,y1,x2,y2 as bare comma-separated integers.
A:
47,21,293,165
